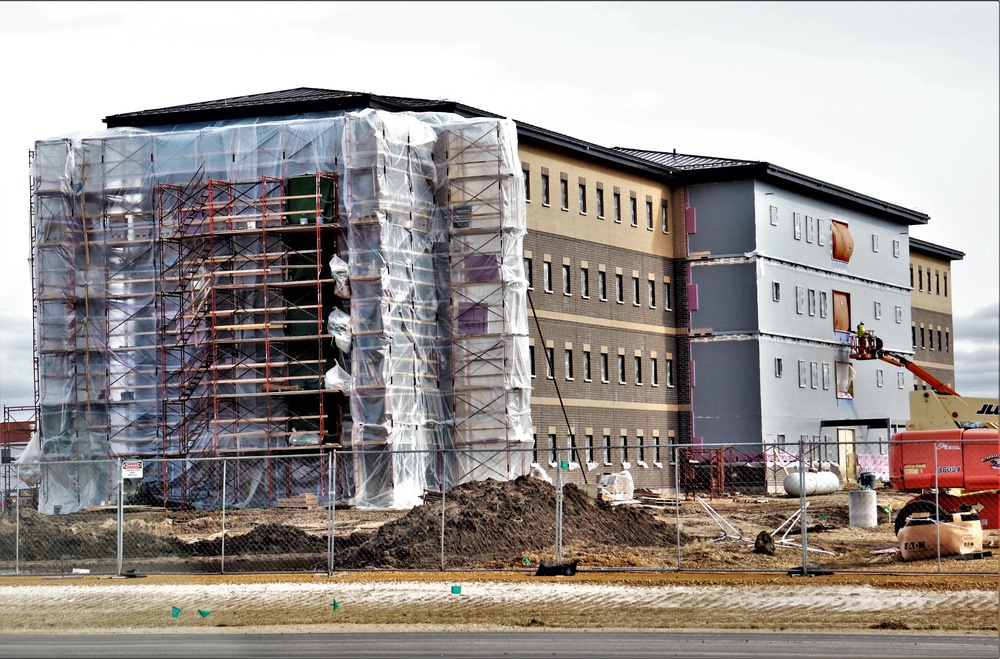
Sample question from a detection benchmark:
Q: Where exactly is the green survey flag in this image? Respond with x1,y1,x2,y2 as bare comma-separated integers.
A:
171,606,181,618
198,609,211,618
332,599,340,611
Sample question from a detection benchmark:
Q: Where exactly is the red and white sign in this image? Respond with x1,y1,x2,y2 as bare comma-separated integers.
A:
122,461,143,479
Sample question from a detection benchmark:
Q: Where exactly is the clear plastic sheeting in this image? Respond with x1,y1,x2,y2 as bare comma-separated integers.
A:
31,109,531,513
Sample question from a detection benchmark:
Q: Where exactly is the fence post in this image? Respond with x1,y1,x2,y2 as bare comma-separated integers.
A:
674,444,681,570
440,449,446,572
221,458,227,575
934,442,941,572
117,457,124,576
328,449,335,576
798,439,808,574
14,463,21,575
555,453,563,565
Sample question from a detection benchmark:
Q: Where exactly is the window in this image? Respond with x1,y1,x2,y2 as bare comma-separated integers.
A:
596,187,605,218
651,358,658,386
912,325,917,348
562,264,571,295
603,435,611,464
877,369,884,387
634,356,642,385
632,276,640,306
615,273,624,304
545,347,554,379
637,435,645,464
621,435,629,464
543,261,552,293
532,433,538,464
798,360,807,388
820,291,828,318
529,345,535,377
579,183,587,214
872,234,879,253
918,268,923,291
810,362,819,389
795,286,804,314
935,272,940,295
541,173,550,205
599,271,607,301
665,358,674,387
618,354,626,384
893,239,900,258
805,215,814,243
600,353,609,383
586,434,594,464
808,289,817,316
937,329,943,351
769,205,779,226
772,282,781,302
895,305,902,323
943,274,948,297
664,281,672,310
629,195,637,227
560,178,569,210
583,350,592,381
613,192,621,223
565,349,573,379
793,212,802,240
654,438,661,465
831,219,852,262
648,280,656,308
836,361,854,399
817,218,825,246
661,201,669,233
874,301,881,320
646,200,653,230
833,290,850,331
580,267,589,298
945,329,950,352
910,266,914,288
822,363,830,390
524,257,533,289
775,358,783,378
548,433,557,465
898,372,905,389
567,434,576,464
920,327,927,349
523,168,530,201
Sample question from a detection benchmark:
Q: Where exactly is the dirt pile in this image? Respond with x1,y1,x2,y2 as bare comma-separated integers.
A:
333,475,687,569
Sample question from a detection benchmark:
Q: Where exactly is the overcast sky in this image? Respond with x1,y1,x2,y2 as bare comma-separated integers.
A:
0,1,996,407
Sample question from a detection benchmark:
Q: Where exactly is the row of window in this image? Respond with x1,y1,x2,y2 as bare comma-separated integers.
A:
529,345,675,387
776,207,903,263
533,432,670,468
910,265,949,297
913,325,950,353
773,283,905,328
526,257,673,310
775,358,906,392
523,166,670,233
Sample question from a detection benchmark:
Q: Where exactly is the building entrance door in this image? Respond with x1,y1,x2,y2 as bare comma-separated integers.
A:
837,428,856,483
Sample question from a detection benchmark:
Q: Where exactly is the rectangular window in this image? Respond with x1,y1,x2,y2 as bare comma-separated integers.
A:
586,434,594,464
935,272,940,295
822,363,830,390
805,215,814,243
648,280,656,308
910,266,914,288
560,178,569,210
621,435,629,464
637,436,645,464
793,212,802,240
616,273,624,304
634,356,642,385
898,372,905,389
666,358,674,387
820,291,828,318
769,205,779,226
945,329,949,352
541,174,550,205
601,352,609,383
524,257,533,289
599,271,607,301
664,281,672,310
808,289,817,316
651,358,659,386
646,200,653,230
579,183,587,214
583,350,592,381
919,268,923,291
795,286,805,314
603,434,611,464
912,325,917,348
596,187,605,218
545,347,554,379
562,264,571,295
836,361,854,399
629,195,637,227
810,362,819,389
895,305,902,323
632,276,640,306
548,433,557,465
580,267,589,298
523,169,530,201
872,234,879,252
565,349,573,379
543,261,552,293
661,201,669,233
877,369,884,387
613,192,621,223
937,329,942,351
529,345,535,377
618,354,626,384
929,330,934,351
832,220,852,262
775,358,783,378
920,327,925,349
943,274,948,297
798,360,807,388
833,290,850,331
874,301,882,320
893,239,900,258
817,218,825,246
772,282,781,302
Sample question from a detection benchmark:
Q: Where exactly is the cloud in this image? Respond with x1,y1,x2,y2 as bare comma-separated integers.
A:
953,302,999,398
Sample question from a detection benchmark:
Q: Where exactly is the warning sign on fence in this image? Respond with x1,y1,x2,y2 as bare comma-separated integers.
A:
122,461,143,479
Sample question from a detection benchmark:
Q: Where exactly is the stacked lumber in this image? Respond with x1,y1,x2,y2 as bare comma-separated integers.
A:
276,493,319,508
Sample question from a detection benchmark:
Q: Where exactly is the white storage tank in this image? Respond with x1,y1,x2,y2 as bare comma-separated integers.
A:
782,471,841,497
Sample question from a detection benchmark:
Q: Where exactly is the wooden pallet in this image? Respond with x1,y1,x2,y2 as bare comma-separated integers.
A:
277,494,319,508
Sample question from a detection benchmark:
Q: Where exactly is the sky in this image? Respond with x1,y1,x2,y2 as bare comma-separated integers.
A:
0,0,997,409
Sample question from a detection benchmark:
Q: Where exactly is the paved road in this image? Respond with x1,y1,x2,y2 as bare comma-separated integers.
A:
2,630,998,658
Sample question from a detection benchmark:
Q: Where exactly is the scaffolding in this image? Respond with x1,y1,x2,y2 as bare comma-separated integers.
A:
29,109,531,513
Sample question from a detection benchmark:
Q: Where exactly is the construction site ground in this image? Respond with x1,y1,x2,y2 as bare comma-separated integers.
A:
1,479,998,634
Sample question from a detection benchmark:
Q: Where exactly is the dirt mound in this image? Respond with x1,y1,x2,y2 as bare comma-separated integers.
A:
334,475,687,569
185,523,327,556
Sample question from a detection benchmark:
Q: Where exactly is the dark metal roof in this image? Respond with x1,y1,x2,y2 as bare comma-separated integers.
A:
909,237,964,261
616,147,930,226
103,87,502,128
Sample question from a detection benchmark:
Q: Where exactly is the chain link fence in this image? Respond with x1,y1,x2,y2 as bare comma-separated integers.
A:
2,439,996,576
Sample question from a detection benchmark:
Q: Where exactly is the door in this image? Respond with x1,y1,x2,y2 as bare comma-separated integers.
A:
837,428,856,482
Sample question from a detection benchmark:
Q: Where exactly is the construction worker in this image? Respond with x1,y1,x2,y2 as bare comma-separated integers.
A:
856,321,867,354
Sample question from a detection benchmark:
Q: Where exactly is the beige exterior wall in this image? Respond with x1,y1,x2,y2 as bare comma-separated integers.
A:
909,249,957,390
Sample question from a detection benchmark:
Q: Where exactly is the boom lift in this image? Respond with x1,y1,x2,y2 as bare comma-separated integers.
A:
849,332,999,535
